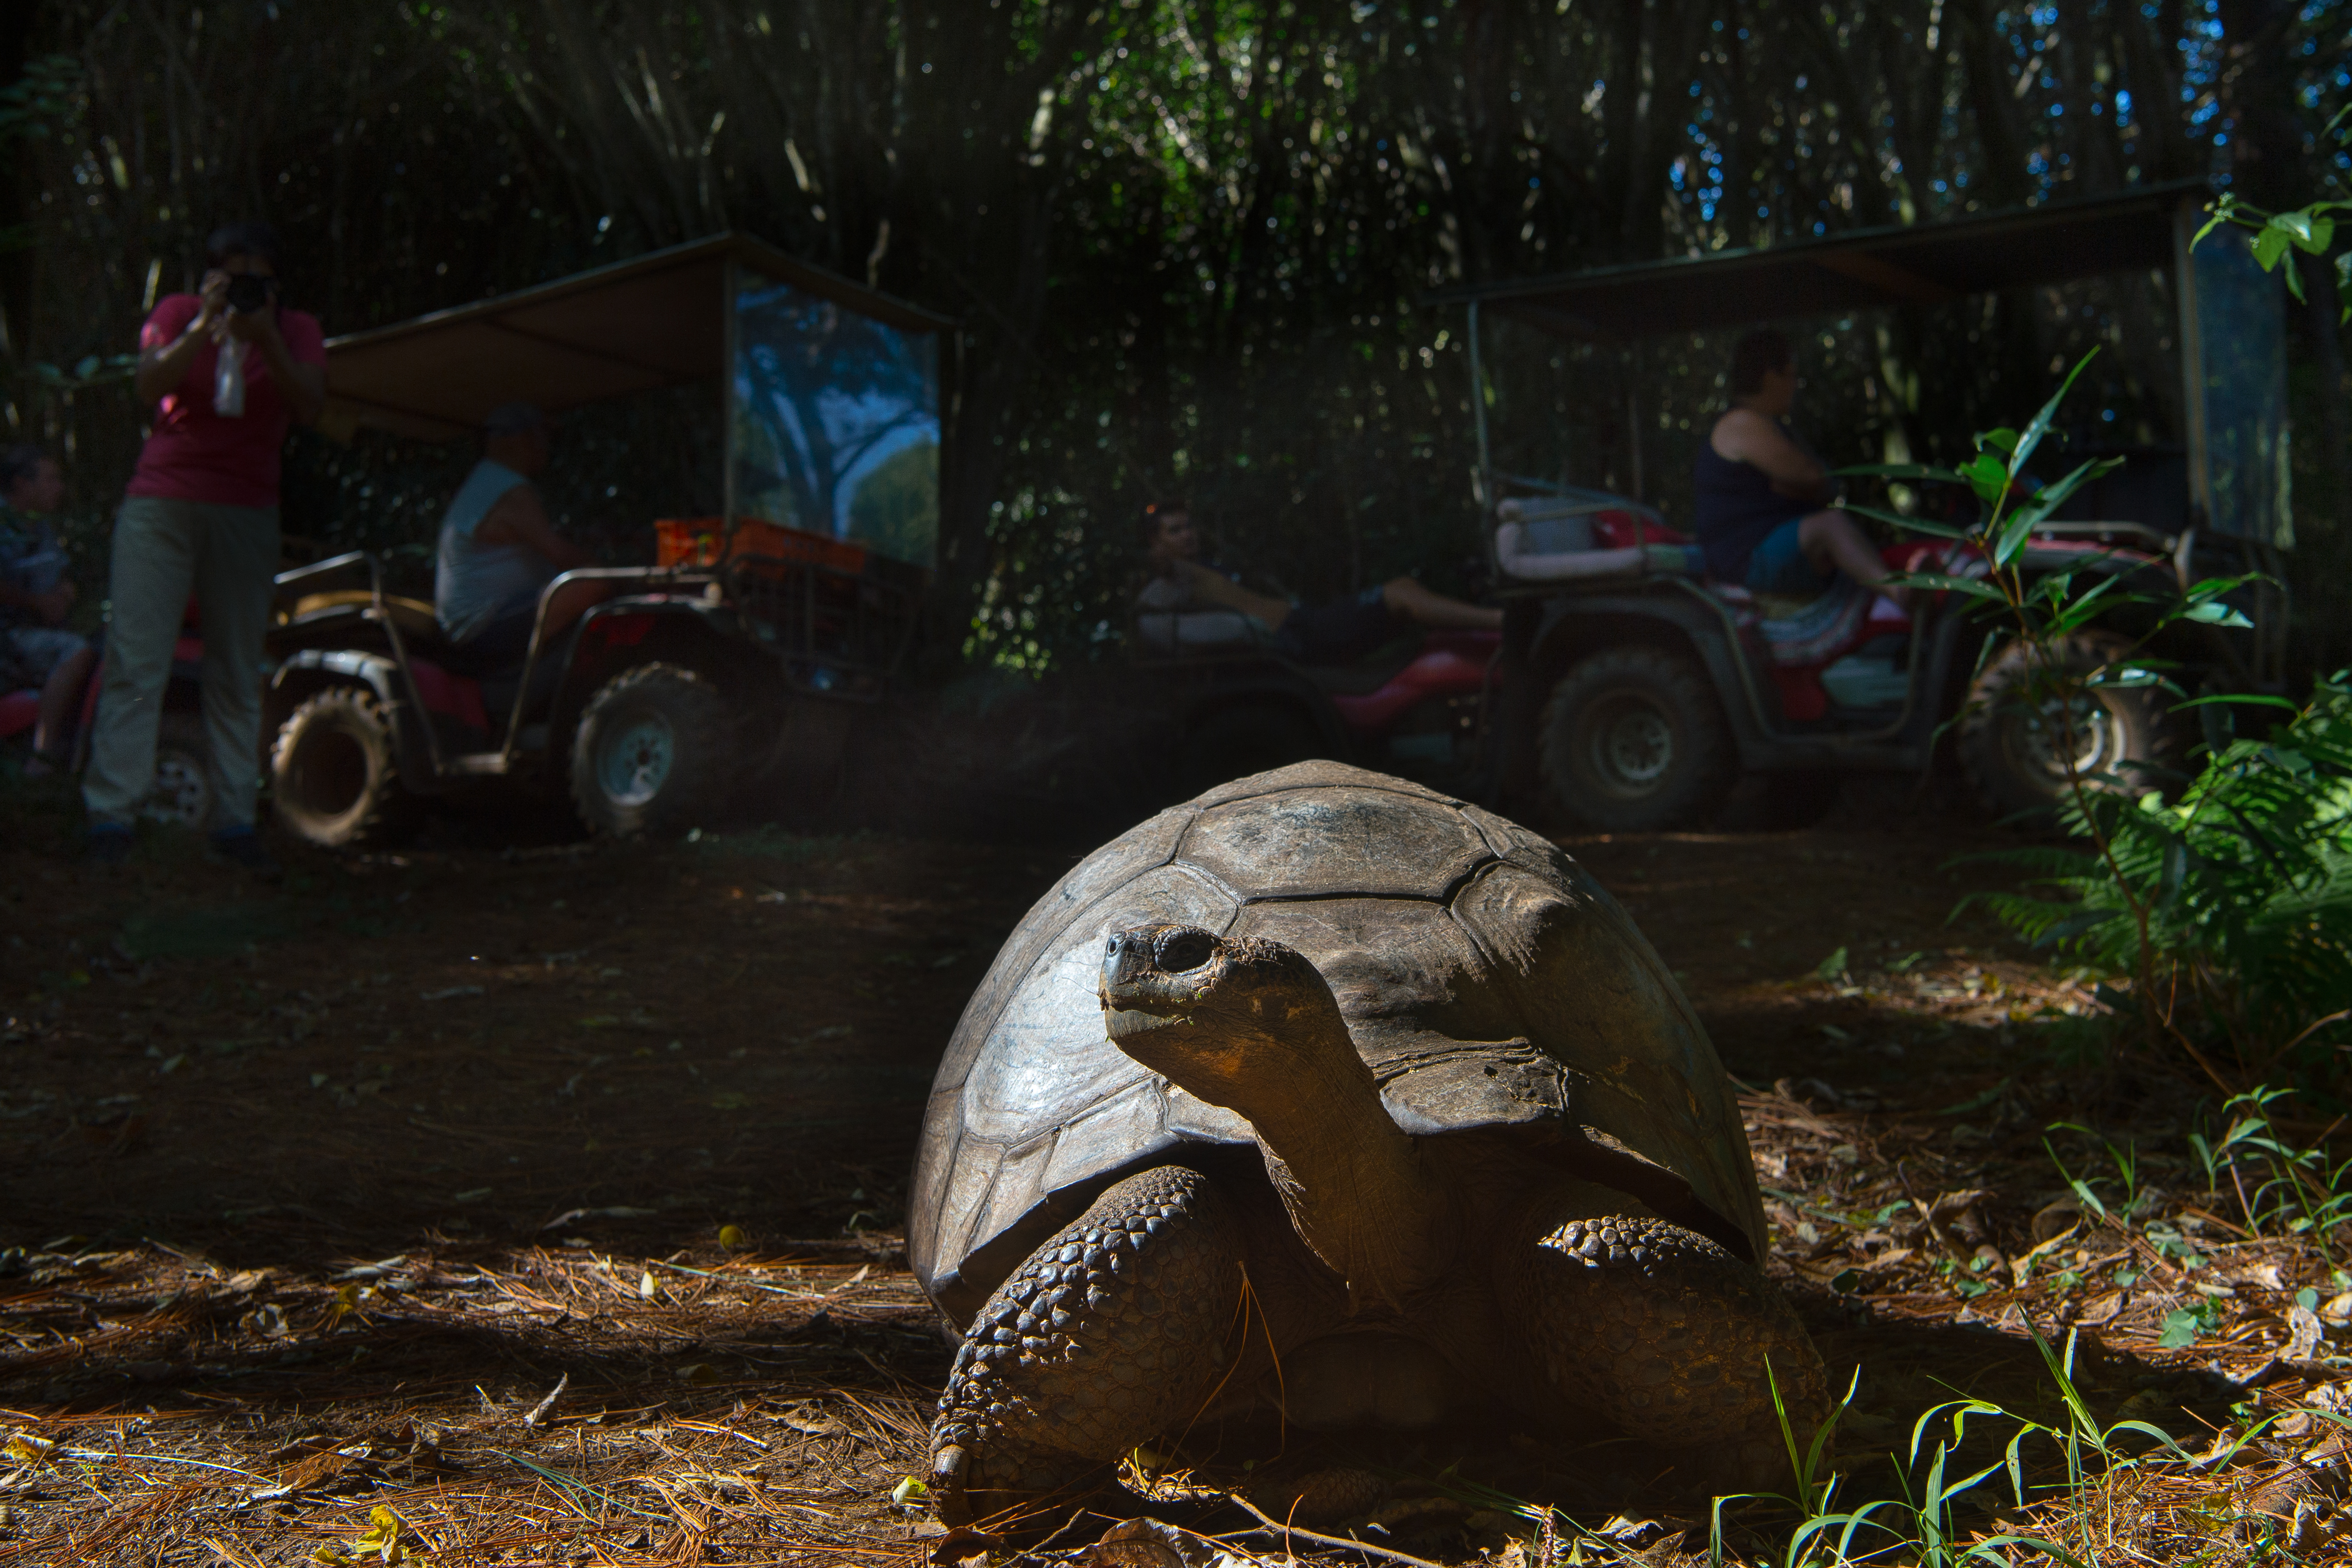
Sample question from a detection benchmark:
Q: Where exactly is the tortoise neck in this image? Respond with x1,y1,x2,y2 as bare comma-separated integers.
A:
1164,1013,1454,1309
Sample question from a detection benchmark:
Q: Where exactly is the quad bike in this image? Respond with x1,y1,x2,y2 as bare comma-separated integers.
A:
0,609,214,829
1481,492,2227,830
1443,184,2288,830
289,231,953,848
263,519,921,846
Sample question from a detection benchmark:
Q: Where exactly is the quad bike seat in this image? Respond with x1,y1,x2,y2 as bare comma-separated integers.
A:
1493,497,1705,584
278,589,450,652
1133,608,1270,656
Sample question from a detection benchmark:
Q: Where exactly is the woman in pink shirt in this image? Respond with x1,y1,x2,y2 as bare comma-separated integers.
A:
82,221,326,871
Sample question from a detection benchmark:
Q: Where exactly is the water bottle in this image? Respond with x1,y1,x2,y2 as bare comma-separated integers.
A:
213,333,247,417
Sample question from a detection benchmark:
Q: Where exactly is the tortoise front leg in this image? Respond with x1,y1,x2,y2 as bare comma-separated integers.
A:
930,1165,1248,1527
1504,1205,1828,1494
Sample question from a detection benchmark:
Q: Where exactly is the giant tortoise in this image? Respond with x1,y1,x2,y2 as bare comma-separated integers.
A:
909,762,1824,1523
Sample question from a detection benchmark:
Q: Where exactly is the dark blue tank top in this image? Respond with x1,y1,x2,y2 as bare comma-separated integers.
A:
1693,417,1814,581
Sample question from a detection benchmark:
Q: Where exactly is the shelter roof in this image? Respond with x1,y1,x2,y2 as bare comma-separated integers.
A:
322,232,954,442
1435,181,2209,341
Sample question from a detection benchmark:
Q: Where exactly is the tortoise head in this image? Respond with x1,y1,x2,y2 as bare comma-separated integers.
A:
1098,924,1364,1107
1099,923,1449,1305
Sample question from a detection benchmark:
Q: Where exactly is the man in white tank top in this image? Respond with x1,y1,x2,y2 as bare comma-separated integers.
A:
433,403,610,664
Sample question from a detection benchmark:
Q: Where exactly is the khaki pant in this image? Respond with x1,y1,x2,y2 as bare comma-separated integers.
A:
82,496,278,831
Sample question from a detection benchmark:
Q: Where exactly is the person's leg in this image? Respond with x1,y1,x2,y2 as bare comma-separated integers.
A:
1381,577,1504,631
1797,509,1910,608
32,643,97,762
82,498,201,829
192,501,280,835
537,576,617,640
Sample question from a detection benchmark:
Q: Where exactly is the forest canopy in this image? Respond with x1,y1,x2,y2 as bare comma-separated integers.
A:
1,1,2346,673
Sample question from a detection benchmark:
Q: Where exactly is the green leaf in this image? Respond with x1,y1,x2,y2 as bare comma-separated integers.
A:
1893,571,2010,603
2190,203,2240,249
1844,502,1967,539
2011,456,2127,528
2010,349,2100,479
1963,451,2009,503
1993,505,2036,568
2179,599,2254,628
2169,693,2301,713
2273,209,2334,255
2046,572,2127,635
1812,946,1850,981
1977,427,2020,454
2252,225,2291,271
1836,462,1969,484
2157,1309,2204,1349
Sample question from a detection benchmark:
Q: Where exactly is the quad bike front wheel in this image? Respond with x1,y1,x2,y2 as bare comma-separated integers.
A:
1958,631,2188,822
569,663,735,838
271,685,423,848
144,713,213,829
1538,647,1736,832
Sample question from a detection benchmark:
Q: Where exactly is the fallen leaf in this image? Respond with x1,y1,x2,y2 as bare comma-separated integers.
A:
2077,1290,2125,1327
2287,1304,2328,1361
3,1434,52,1466
778,1402,847,1437
2239,1262,2288,1292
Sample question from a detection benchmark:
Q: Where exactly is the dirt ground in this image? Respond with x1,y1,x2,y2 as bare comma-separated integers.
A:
0,774,2341,1565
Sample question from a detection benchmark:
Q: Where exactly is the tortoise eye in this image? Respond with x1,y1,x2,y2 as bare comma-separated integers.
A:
1155,930,1215,973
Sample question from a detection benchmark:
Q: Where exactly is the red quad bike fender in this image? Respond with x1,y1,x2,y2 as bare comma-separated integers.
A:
1326,629,1501,739
1,619,199,745
0,688,37,740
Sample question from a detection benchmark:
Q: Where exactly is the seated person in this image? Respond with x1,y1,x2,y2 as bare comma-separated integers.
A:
1696,330,1908,607
0,445,99,775
433,402,612,664
1139,500,1501,664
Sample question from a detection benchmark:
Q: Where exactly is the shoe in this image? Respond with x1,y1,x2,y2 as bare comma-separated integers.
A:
207,827,282,880
82,824,133,867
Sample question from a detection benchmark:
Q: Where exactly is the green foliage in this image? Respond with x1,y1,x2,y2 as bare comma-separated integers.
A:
1851,354,2349,1083
2190,1086,2352,1250
1704,1334,2211,1567
1971,678,2352,1075
0,54,80,146
2195,106,2352,322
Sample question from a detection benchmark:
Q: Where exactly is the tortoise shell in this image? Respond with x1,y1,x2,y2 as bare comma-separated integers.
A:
908,761,1763,1323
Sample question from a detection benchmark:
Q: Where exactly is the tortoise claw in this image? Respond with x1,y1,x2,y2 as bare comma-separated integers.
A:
930,1443,970,1527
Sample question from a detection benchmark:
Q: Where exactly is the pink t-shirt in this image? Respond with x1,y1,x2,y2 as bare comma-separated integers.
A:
126,293,327,508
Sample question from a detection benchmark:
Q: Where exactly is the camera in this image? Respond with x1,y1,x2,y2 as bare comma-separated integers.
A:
224,274,274,313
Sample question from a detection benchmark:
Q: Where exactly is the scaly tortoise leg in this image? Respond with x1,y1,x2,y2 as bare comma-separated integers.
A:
930,1164,1247,1527
1506,1206,1828,1493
